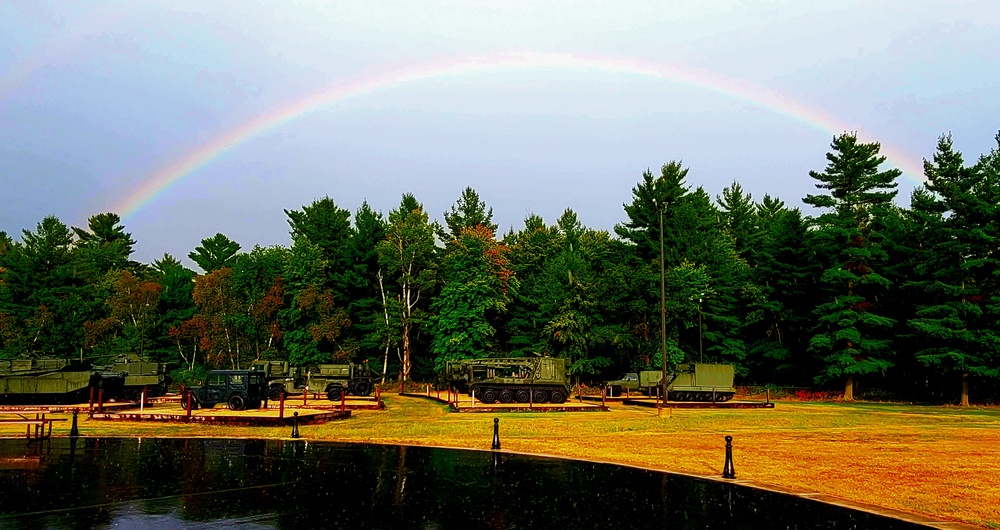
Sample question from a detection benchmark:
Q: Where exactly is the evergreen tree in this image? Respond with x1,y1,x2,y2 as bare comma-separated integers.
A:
502,214,562,357
442,187,497,241
907,134,1000,404
745,196,817,383
803,133,900,399
189,233,241,273
350,202,390,366
72,212,137,277
0,216,86,357
150,254,196,365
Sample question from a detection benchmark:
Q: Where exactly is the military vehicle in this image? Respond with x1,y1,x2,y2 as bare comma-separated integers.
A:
440,356,572,404
604,370,664,397
668,363,735,401
604,363,736,401
181,369,267,411
249,360,378,401
0,358,125,404
104,353,171,401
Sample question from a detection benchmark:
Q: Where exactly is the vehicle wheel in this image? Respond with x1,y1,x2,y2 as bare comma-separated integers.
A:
610,385,622,398
498,389,514,404
515,390,530,403
327,386,343,401
180,395,199,410
479,389,497,404
268,385,285,401
548,390,566,404
228,394,246,411
532,390,547,403
353,380,372,396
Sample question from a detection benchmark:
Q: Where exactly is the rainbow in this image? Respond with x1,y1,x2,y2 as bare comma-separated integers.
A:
111,51,925,218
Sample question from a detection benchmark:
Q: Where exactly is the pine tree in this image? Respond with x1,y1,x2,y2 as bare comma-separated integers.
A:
188,233,241,273
804,133,900,399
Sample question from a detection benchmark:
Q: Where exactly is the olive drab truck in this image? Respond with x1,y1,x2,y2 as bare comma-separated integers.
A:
249,360,379,401
0,358,125,404
604,363,736,402
440,356,572,404
603,370,664,397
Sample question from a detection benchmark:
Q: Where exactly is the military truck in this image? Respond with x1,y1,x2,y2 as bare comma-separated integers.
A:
604,370,664,397
0,358,125,404
249,360,378,401
181,369,267,411
104,353,172,401
604,363,736,402
440,356,572,404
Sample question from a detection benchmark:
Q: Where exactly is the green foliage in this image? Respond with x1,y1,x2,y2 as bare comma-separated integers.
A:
3,129,1000,403
804,133,900,392
377,194,439,380
442,186,497,240
188,233,241,273
429,225,512,369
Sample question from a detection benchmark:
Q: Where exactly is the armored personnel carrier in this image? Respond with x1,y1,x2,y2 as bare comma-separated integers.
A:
665,363,735,401
0,358,125,404
440,356,572,404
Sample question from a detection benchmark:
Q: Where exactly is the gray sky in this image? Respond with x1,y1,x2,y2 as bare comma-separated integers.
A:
2,1,998,265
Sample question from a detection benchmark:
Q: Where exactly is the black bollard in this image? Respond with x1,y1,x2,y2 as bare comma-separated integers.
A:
722,435,735,479
291,411,300,439
491,417,501,450
70,409,79,437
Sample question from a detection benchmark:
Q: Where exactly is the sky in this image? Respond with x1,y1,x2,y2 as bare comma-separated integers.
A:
2,1,998,266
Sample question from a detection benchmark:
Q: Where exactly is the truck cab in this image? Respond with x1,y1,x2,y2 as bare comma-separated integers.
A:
182,370,266,411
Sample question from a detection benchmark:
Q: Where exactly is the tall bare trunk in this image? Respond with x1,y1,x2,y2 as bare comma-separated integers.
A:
844,375,854,401
960,373,970,407
378,269,391,384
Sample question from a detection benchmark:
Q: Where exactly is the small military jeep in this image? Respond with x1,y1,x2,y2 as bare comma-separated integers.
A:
181,370,267,411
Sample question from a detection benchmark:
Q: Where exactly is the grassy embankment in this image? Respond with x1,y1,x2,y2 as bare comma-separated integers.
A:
3,396,998,528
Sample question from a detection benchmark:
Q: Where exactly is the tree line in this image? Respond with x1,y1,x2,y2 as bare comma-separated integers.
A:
2,132,999,404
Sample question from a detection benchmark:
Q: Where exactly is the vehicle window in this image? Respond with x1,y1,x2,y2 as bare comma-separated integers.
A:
230,374,245,386
208,374,225,386
250,375,260,385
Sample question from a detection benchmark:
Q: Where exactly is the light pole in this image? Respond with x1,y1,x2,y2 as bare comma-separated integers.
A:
697,295,703,363
654,199,667,400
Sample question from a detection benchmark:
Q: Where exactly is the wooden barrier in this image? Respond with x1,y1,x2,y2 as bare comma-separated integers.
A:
0,413,66,440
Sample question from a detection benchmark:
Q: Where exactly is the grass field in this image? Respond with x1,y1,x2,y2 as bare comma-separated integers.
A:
3,396,998,528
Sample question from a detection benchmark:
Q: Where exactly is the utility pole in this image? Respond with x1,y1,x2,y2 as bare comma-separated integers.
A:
698,296,703,363
656,200,667,400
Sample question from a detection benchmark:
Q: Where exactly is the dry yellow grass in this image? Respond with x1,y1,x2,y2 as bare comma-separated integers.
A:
2,397,997,528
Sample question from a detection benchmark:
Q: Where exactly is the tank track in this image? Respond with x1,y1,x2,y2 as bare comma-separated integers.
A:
470,384,569,404
669,391,734,402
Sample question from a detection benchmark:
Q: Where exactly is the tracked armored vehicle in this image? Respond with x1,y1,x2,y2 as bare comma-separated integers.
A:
0,358,125,404
440,356,572,404
104,354,171,401
666,363,735,402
